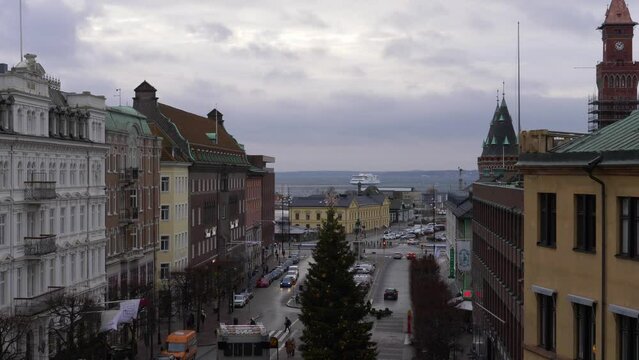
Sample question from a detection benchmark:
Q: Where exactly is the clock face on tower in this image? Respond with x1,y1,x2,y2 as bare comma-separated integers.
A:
616,41,625,51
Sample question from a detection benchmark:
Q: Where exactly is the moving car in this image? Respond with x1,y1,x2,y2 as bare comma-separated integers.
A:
406,252,417,260
233,294,248,308
383,288,399,300
393,252,403,259
286,270,298,282
280,275,295,288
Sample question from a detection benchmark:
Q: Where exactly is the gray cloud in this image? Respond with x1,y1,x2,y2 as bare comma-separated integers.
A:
187,22,234,42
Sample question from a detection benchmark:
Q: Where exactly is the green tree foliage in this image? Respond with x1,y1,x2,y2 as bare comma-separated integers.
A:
299,208,376,360
410,255,462,360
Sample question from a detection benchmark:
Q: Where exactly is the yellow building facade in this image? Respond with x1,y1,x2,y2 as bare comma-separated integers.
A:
156,161,190,283
290,194,390,234
519,116,639,360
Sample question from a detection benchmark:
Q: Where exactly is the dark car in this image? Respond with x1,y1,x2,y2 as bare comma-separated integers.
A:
280,275,294,288
384,288,399,300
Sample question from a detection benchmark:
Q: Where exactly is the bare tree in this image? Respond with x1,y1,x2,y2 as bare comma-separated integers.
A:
0,314,29,360
46,293,106,360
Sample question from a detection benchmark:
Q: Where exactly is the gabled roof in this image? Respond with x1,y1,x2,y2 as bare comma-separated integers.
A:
554,110,639,153
480,97,519,157
601,0,636,27
134,80,157,92
158,103,243,152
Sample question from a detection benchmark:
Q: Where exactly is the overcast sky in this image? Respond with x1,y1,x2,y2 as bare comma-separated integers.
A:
0,0,619,171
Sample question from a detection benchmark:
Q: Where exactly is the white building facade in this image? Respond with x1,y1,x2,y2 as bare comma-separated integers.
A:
0,54,108,359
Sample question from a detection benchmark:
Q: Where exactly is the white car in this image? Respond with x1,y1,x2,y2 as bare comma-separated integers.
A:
233,294,248,308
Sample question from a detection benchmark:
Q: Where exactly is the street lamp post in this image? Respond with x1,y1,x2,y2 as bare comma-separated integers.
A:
354,218,361,260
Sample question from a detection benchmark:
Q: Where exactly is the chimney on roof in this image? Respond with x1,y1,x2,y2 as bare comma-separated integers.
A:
133,80,158,109
207,109,224,125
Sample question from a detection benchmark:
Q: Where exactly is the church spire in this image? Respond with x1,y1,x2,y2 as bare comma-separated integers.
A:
601,0,636,27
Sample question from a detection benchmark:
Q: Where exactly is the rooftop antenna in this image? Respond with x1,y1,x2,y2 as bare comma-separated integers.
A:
502,81,505,99
19,0,23,61
215,103,219,145
114,88,122,106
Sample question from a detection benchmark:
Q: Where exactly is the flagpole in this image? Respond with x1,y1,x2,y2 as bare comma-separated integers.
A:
517,21,521,149
19,0,23,60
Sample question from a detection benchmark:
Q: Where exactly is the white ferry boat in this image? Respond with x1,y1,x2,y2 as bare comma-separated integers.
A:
350,173,380,185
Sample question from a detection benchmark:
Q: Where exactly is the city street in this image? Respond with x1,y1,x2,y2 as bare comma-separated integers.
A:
193,228,448,359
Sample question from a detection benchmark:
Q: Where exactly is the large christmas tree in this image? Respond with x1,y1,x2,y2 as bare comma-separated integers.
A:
299,206,376,360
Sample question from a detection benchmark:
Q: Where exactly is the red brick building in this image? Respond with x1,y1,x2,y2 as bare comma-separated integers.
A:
588,0,639,131
104,106,161,300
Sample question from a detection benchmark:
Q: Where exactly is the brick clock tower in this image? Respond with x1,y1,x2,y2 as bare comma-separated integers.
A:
589,0,639,131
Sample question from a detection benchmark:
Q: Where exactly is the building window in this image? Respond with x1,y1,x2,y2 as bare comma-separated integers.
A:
160,236,169,251
161,205,169,221
160,263,170,280
538,193,556,247
574,303,594,360
0,271,5,305
316,213,321,221
618,314,638,360
0,214,5,245
161,176,169,192
575,194,596,252
59,208,65,234
619,197,639,258
538,294,555,351
295,213,299,220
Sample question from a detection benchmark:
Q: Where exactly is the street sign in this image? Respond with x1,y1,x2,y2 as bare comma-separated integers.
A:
270,336,279,348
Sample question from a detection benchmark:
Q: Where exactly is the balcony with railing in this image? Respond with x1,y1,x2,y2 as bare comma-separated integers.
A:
24,235,57,257
119,167,139,184
14,286,65,316
24,172,56,200
119,207,139,225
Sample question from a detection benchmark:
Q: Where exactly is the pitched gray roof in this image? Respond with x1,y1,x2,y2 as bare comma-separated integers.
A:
480,98,519,157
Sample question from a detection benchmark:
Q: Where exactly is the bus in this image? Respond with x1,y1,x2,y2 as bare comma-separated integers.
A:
217,324,270,359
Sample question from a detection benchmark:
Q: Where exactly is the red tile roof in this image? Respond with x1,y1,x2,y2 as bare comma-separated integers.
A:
157,103,244,154
147,122,189,162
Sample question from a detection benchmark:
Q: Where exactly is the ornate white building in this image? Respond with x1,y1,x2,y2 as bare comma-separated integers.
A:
0,54,108,359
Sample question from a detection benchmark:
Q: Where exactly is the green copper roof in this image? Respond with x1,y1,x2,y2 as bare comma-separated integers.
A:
503,137,510,145
105,106,152,135
555,110,639,153
491,136,497,145
206,132,217,142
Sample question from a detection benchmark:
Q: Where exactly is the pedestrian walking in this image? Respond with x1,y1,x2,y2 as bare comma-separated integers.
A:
284,316,291,332
285,338,296,357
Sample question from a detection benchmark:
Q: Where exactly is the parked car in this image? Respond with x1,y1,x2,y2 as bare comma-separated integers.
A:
406,252,417,260
434,233,447,242
383,288,399,300
435,224,446,231
256,277,270,288
233,294,248,308
393,252,403,259
280,275,295,288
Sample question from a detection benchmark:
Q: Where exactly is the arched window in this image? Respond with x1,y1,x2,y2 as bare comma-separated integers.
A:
616,75,621,88
604,75,608,88
40,112,45,136
609,75,614,88
622,75,626,88
59,163,66,185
